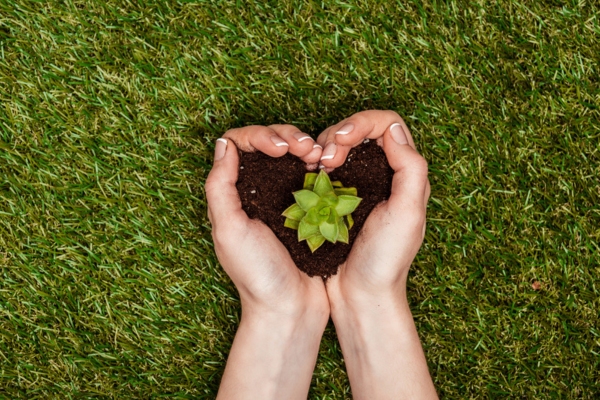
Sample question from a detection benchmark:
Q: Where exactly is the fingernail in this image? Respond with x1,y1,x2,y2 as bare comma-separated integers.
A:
390,123,408,145
335,123,354,135
320,142,336,160
215,138,227,161
271,136,289,147
293,132,313,142
313,143,322,149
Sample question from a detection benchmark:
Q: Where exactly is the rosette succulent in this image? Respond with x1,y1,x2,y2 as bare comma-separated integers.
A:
282,170,362,252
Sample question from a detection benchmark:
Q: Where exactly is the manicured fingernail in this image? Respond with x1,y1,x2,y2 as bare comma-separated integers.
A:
215,138,227,160
390,123,408,145
293,132,313,142
313,143,322,149
335,123,354,135
320,142,336,160
271,136,289,147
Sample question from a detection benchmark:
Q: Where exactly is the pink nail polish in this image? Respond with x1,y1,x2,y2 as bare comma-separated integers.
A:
390,123,408,145
293,132,313,142
215,138,227,160
335,123,354,135
270,136,289,147
320,142,336,160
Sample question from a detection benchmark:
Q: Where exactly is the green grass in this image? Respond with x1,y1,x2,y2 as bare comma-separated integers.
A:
1,0,599,398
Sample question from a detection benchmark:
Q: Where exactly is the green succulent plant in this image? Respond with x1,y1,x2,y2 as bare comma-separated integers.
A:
282,170,362,252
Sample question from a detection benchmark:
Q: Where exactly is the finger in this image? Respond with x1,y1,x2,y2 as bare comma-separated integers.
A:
223,125,289,157
424,180,431,209
382,123,429,219
205,138,247,225
422,180,431,239
316,126,332,148
316,110,418,169
333,110,417,150
316,126,353,169
268,124,322,164
304,144,323,169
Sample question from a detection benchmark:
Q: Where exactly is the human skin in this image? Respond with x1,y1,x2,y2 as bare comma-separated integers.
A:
318,110,438,399
207,112,437,399
205,124,329,399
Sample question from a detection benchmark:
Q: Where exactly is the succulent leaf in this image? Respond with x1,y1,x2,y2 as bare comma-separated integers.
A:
319,221,339,243
337,218,349,243
326,207,339,225
282,203,306,221
318,206,331,216
335,195,362,216
313,170,334,196
334,187,358,196
293,190,320,211
284,218,300,229
303,173,318,189
283,171,361,252
307,234,326,252
305,207,324,225
319,193,339,207
346,214,354,229
298,219,320,241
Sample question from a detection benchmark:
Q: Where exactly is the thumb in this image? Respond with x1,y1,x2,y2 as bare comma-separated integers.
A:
382,123,429,219
205,138,246,225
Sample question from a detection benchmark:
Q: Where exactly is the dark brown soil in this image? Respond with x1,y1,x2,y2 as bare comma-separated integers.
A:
236,140,393,279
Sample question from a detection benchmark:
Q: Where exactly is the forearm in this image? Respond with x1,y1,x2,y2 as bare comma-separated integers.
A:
329,285,437,399
217,306,328,399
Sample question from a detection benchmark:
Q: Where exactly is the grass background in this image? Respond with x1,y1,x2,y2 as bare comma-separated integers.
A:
1,0,599,398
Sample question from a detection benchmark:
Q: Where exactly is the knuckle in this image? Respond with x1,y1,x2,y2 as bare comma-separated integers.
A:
223,128,254,152
205,174,233,206
384,110,402,121
269,124,295,131
410,154,429,177
350,113,370,127
205,174,218,195
222,128,239,139
353,109,377,119
317,127,332,143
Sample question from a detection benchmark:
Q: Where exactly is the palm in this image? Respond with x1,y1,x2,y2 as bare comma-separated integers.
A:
215,215,327,312
207,127,329,314
314,111,430,295
336,201,425,290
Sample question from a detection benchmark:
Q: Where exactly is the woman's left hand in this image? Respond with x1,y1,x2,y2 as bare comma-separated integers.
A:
206,125,329,399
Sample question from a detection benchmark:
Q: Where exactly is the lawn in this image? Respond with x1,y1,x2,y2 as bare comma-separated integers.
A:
1,0,599,398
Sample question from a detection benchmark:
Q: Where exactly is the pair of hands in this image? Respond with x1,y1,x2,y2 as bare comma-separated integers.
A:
206,110,436,399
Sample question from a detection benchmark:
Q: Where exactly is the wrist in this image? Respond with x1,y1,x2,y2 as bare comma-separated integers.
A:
327,274,407,322
218,297,328,399
241,300,329,336
326,275,437,399
239,276,330,332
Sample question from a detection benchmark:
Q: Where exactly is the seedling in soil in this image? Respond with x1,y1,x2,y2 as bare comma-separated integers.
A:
282,170,362,252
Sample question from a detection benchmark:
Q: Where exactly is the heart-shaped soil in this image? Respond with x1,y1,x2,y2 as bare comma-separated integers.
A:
236,140,393,279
